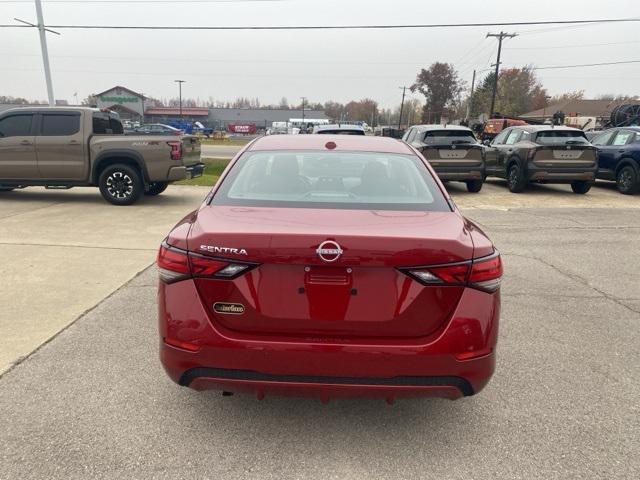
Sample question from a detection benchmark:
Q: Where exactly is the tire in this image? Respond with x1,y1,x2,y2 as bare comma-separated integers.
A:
507,163,527,193
145,182,169,196
98,164,143,205
570,180,593,194
616,165,639,195
465,179,483,193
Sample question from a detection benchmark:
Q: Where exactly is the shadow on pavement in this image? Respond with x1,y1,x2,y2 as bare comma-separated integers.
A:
0,186,207,207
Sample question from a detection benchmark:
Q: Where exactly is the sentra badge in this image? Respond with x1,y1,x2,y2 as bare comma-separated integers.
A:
200,245,248,256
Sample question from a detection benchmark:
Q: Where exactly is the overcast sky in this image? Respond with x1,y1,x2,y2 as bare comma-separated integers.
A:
2,0,639,108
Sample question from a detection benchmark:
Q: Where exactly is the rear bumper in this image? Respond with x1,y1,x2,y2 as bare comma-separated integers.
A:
159,280,499,401
431,165,485,181
167,163,205,181
527,165,596,183
186,162,205,179
180,368,474,400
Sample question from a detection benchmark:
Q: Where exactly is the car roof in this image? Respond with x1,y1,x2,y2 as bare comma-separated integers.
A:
609,126,640,131
2,106,100,114
509,125,583,133
247,134,413,154
409,124,472,132
314,124,365,131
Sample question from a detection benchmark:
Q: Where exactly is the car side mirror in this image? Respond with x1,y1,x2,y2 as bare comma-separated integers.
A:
483,139,491,146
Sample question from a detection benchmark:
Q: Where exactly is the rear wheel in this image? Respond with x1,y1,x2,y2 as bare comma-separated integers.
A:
465,179,483,193
145,182,169,196
570,180,592,194
616,165,639,195
507,163,527,193
98,164,143,206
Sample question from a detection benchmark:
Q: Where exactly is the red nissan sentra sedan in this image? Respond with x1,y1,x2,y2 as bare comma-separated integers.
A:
157,134,502,402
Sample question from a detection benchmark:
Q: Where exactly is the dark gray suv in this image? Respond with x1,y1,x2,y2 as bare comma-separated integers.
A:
484,125,597,193
403,125,485,192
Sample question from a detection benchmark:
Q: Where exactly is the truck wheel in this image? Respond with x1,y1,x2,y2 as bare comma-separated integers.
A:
145,182,169,196
465,179,483,193
507,164,526,193
616,165,639,195
570,181,593,194
98,164,143,205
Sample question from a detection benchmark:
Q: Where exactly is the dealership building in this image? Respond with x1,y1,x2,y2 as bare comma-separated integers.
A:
92,86,328,129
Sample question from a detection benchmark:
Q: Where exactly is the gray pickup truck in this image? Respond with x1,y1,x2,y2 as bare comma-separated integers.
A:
0,106,204,205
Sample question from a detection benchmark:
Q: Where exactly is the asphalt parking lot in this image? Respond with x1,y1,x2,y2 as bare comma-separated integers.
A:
1,182,639,479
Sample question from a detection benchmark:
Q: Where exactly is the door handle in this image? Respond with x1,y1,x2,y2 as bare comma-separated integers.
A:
68,140,80,145
20,140,32,145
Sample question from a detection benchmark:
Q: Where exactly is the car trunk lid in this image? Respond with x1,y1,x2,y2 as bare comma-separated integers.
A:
184,206,474,339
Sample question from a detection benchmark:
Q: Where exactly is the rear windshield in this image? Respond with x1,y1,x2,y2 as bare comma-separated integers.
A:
316,129,365,135
93,112,124,135
420,130,477,145
535,130,588,145
211,150,450,212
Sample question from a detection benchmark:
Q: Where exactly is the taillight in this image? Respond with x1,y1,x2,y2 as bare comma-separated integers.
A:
528,148,538,160
167,141,182,160
468,253,503,293
157,242,256,284
157,243,190,283
404,252,502,293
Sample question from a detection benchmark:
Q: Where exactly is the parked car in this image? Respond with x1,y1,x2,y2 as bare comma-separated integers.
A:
591,127,640,194
403,125,485,192
484,125,597,193
0,107,204,204
134,123,183,135
312,124,366,135
157,134,503,402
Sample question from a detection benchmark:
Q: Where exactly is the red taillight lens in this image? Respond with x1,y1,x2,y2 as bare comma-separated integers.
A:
429,263,470,285
189,254,227,277
167,141,182,160
528,147,538,160
404,252,502,293
468,253,503,293
157,242,256,283
157,244,190,283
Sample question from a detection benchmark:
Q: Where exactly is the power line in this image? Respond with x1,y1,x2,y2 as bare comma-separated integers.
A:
3,0,282,3
506,40,640,50
2,18,640,30
0,52,487,66
531,59,640,70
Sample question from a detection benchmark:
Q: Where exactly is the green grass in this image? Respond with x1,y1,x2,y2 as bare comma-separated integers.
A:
177,157,230,186
200,137,251,146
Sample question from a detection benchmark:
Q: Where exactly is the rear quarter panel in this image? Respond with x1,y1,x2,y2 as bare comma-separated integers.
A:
90,135,183,182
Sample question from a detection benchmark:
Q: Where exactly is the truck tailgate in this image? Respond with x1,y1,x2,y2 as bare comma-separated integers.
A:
182,135,201,167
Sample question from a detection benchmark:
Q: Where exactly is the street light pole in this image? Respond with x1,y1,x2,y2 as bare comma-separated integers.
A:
300,96,307,123
486,32,517,117
174,80,185,118
35,0,54,106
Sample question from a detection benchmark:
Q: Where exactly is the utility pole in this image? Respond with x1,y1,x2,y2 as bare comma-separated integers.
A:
174,80,185,118
486,32,517,117
398,86,407,130
465,69,476,122
300,96,307,124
